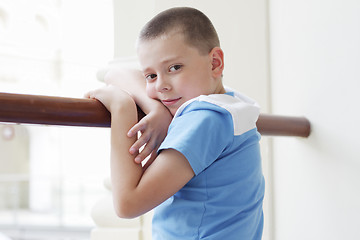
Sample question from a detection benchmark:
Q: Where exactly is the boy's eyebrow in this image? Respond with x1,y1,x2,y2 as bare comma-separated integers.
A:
142,55,183,73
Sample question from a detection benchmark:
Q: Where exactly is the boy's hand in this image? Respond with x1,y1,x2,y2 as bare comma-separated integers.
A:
85,83,172,168
128,105,172,167
103,68,173,168
84,85,134,114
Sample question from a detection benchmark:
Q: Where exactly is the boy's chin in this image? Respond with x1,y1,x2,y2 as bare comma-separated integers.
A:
168,107,177,116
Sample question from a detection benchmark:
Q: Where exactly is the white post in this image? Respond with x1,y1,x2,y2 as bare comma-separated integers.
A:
90,178,143,240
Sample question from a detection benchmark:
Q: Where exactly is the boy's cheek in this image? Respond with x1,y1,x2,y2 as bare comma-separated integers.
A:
146,87,158,100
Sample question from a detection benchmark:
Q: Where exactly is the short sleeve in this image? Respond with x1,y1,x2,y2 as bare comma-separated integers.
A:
158,101,234,175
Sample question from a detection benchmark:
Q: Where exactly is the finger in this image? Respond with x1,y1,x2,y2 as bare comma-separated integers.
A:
85,90,100,100
84,91,93,99
129,133,151,155
134,139,157,163
127,120,147,137
134,145,152,163
143,150,158,170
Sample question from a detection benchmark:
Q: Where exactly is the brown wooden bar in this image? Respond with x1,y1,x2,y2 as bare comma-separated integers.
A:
0,92,310,137
0,92,111,127
256,114,310,137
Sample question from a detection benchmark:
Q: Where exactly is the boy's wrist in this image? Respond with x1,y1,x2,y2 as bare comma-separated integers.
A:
110,93,137,114
152,101,172,117
139,98,168,116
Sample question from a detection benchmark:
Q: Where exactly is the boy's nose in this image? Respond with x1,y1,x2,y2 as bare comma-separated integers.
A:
156,77,171,92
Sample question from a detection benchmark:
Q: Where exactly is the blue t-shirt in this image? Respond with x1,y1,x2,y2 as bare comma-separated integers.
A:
153,91,265,240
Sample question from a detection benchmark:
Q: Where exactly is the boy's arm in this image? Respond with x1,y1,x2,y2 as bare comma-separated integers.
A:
104,68,172,164
104,68,160,114
86,86,194,218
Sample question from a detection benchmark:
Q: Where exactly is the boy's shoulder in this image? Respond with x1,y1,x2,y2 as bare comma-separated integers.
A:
175,91,260,136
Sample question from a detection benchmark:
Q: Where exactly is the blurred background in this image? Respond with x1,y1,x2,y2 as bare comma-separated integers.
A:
1,0,360,240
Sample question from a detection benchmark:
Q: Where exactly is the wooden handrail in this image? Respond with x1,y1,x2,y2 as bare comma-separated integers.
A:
0,92,310,137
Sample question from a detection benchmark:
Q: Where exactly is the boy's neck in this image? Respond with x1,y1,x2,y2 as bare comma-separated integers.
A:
214,83,226,95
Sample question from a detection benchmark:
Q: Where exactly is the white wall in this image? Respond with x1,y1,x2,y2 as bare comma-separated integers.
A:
269,0,360,239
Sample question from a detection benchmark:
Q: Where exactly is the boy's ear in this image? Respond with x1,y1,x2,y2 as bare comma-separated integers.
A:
210,47,224,78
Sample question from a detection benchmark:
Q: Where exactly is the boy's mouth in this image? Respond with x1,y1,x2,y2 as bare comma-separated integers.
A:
161,97,182,106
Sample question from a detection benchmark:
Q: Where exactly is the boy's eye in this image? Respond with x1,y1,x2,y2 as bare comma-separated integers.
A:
169,65,182,72
145,74,157,81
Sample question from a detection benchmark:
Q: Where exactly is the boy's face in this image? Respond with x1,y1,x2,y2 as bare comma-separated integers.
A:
137,32,221,116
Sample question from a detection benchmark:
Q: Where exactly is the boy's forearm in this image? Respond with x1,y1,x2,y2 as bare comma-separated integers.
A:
109,100,144,217
104,68,166,115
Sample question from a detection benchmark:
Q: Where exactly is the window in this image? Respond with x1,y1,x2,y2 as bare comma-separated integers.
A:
0,0,113,239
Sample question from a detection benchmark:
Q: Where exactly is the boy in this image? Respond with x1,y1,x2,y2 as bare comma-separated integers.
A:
86,7,264,239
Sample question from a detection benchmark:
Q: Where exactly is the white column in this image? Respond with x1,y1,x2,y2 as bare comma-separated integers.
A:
90,178,143,240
